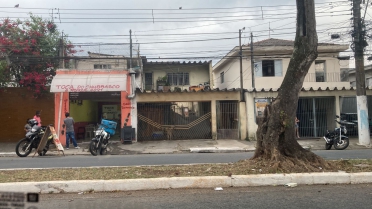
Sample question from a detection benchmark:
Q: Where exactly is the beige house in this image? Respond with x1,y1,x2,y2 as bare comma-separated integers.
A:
136,60,247,141
213,38,356,140
142,60,212,92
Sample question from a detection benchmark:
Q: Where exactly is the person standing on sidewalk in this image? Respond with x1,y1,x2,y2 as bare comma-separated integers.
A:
295,117,300,139
64,112,80,150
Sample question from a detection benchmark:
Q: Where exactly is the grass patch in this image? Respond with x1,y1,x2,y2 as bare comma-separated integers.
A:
0,159,371,183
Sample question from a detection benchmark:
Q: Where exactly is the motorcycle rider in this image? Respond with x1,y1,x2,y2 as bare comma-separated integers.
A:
24,118,31,132
33,110,42,127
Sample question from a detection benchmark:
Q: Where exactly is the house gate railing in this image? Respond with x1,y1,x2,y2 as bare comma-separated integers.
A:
137,102,212,141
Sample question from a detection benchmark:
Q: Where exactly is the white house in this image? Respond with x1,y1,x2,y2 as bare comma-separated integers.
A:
212,38,363,140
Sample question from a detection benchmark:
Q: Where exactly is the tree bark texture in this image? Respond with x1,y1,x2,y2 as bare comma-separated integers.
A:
253,0,330,169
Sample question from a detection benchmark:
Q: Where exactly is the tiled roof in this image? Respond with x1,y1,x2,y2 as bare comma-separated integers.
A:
136,88,241,93
246,86,362,92
136,86,363,94
245,38,337,47
143,61,211,65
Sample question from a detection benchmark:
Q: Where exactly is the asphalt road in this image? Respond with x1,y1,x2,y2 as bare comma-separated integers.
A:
32,184,372,209
0,150,372,169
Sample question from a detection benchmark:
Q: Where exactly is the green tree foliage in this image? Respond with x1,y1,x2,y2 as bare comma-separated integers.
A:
0,15,76,97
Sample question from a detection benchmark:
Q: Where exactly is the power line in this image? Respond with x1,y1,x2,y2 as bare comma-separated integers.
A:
0,1,348,11
3,13,350,23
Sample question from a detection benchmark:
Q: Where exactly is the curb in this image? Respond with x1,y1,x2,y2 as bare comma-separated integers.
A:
0,152,16,157
190,147,249,153
0,172,371,194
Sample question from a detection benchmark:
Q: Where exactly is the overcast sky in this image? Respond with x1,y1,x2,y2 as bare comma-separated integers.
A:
0,0,364,66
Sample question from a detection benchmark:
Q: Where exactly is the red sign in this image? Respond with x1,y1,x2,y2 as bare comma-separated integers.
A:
55,85,122,92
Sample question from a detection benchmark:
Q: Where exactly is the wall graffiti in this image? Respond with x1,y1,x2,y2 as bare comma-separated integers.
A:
122,102,135,109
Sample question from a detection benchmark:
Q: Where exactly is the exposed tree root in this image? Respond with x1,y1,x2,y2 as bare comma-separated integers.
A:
249,150,334,173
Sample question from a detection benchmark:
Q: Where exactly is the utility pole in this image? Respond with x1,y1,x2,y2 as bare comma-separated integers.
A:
239,28,244,101
250,33,255,89
130,29,132,70
353,0,370,145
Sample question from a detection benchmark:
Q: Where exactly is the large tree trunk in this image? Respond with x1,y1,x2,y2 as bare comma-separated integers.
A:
252,0,332,171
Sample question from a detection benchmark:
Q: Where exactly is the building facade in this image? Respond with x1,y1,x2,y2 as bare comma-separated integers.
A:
213,38,356,140
50,52,137,145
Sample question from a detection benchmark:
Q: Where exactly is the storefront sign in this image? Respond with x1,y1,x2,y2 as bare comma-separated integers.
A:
103,105,118,112
50,74,127,92
55,84,122,92
255,98,270,117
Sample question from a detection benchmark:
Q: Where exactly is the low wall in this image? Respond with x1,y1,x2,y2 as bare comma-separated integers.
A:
0,88,54,142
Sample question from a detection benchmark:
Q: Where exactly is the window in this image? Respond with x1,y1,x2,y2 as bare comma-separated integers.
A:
315,60,326,82
366,77,372,87
350,81,356,87
262,60,275,77
220,72,225,83
254,60,282,77
167,72,189,85
94,64,111,69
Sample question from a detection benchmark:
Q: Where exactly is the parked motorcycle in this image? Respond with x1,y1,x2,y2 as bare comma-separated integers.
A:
323,115,351,150
89,119,117,156
15,119,54,157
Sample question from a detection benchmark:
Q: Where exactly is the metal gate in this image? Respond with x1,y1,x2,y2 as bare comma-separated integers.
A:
296,97,335,138
340,96,372,136
216,101,239,139
137,102,212,141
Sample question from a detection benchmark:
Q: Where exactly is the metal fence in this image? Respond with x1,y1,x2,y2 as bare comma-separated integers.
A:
137,102,212,141
216,102,239,139
296,97,336,138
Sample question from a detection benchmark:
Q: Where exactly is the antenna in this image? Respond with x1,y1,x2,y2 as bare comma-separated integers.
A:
269,22,274,38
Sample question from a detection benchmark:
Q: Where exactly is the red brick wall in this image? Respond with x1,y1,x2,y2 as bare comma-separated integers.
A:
0,88,54,142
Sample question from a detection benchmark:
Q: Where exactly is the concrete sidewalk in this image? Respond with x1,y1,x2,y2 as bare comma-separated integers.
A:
0,137,371,157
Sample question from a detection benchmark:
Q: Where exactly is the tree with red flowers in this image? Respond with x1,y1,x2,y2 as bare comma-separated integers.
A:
0,15,76,97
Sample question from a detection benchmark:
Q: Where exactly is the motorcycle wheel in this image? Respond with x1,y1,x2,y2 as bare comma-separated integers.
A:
15,138,32,157
325,143,332,150
89,139,100,156
334,137,349,150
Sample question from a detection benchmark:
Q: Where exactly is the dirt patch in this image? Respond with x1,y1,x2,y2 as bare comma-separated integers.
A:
0,159,371,183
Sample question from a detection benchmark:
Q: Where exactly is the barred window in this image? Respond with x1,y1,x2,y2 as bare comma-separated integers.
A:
94,64,111,69
167,73,189,85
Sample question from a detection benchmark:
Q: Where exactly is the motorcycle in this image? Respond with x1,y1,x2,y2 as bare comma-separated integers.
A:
15,119,54,157
323,115,351,150
89,119,117,156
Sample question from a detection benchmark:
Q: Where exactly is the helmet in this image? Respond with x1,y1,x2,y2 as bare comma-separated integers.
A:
28,119,38,126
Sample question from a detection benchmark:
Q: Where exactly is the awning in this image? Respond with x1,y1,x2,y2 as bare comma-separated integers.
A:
50,74,127,92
